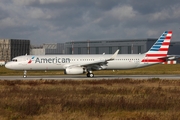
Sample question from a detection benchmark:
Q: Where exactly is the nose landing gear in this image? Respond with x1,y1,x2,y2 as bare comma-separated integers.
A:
23,70,27,78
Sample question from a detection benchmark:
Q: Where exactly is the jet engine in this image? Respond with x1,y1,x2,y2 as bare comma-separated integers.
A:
64,66,86,74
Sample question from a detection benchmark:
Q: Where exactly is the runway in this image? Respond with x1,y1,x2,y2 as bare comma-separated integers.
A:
1,75,180,80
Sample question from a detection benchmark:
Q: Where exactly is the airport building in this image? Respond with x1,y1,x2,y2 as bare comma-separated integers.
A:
30,39,158,55
30,38,180,56
30,45,45,55
30,43,65,55
0,39,30,62
44,43,65,55
64,38,158,54
168,41,180,55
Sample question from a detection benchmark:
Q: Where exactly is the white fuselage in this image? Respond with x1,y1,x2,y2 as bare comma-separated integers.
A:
5,54,158,71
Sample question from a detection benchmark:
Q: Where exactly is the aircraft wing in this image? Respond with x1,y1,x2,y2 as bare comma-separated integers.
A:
79,59,107,67
80,50,119,66
63,50,119,69
79,49,119,67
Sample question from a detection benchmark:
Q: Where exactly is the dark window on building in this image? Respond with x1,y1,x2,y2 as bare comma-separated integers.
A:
69,48,72,54
138,46,141,54
78,47,81,54
96,47,99,54
109,47,112,54
128,46,131,54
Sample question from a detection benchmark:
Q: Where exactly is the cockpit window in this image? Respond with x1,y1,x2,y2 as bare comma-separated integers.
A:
12,59,17,62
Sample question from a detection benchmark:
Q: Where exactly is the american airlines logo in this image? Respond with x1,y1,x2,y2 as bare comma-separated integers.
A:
29,57,71,64
28,56,35,64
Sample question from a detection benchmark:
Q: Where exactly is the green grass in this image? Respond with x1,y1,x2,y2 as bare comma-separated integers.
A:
1,64,180,76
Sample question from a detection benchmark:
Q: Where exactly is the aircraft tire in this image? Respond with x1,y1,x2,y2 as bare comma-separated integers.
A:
87,73,94,77
89,73,94,77
23,75,27,78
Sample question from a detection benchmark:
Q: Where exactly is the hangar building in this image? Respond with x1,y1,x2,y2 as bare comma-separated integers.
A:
30,43,65,55
30,39,180,56
0,39,30,62
64,38,157,54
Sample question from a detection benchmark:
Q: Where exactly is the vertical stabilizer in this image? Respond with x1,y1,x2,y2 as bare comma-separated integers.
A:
142,31,172,63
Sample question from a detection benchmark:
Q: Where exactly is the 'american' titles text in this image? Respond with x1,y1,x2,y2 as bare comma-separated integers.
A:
35,57,70,63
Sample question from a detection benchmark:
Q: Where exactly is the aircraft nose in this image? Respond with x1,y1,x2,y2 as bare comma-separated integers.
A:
5,62,11,69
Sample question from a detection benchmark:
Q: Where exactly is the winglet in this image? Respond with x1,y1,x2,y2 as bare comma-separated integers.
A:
107,49,119,61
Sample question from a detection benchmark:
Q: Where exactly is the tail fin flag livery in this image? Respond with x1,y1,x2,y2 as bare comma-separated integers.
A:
5,31,174,78
142,31,172,63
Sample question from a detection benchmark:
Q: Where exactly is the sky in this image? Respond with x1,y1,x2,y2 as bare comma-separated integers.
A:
0,0,180,45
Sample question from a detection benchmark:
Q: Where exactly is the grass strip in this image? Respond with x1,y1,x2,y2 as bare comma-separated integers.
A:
0,79,180,119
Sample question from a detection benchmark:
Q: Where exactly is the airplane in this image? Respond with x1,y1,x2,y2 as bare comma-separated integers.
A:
5,30,173,78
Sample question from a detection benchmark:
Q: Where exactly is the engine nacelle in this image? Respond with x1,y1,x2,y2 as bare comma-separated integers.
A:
64,67,86,74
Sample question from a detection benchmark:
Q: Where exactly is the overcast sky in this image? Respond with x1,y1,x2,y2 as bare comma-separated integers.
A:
0,0,180,45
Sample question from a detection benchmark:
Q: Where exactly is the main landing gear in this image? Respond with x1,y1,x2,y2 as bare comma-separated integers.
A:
86,70,94,77
23,70,27,78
